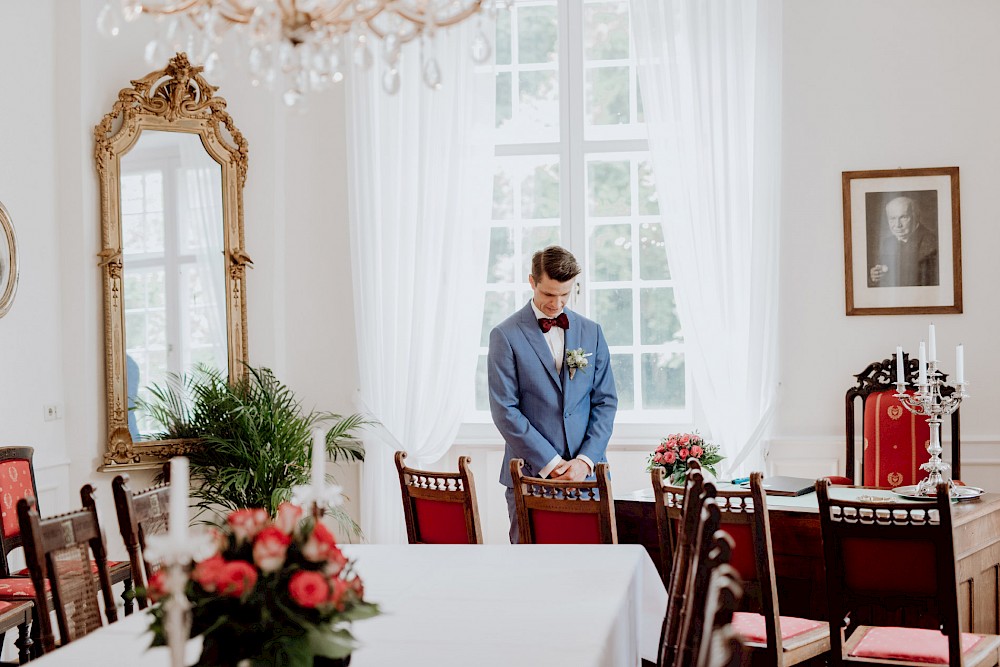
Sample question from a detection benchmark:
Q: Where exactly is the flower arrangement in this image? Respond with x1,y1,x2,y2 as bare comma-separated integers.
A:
565,348,592,380
146,502,379,666
645,432,724,485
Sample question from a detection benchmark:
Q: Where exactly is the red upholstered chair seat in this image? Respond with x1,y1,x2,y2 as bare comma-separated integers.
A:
529,509,602,544
412,498,473,544
863,391,931,487
849,626,983,664
732,612,825,644
0,577,50,597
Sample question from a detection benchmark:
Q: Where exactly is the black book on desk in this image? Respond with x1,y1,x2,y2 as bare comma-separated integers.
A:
744,476,816,497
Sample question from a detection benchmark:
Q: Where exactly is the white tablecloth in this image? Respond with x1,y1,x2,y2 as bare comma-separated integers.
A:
31,543,666,667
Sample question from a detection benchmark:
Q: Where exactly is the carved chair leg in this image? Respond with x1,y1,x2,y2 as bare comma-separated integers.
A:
14,622,31,665
122,576,134,615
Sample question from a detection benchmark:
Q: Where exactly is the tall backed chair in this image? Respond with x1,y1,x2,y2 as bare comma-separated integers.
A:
696,566,745,667
510,459,617,545
394,451,483,545
112,474,170,609
816,478,1000,666
18,487,119,654
839,353,961,486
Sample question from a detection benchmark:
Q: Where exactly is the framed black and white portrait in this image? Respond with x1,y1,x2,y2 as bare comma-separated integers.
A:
0,201,18,318
842,167,961,315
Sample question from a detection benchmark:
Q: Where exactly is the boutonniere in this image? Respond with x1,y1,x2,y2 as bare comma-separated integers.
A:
565,348,592,380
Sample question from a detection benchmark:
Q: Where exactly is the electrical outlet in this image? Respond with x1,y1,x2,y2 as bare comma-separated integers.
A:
43,404,61,422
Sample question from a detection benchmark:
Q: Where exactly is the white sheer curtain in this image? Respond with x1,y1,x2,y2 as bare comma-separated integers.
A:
630,0,783,474
346,26,494,543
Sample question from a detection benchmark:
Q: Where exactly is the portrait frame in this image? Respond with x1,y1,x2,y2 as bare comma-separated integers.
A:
842,166,961,316
0,200,17,319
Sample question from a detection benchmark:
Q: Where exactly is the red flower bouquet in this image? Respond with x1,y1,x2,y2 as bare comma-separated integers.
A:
147,503,378,666
646,432,724,485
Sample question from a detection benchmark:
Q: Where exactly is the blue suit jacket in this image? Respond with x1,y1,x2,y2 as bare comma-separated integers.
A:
489,302,618,487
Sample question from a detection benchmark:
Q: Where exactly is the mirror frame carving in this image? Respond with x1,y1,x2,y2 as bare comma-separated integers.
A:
95,53,250,469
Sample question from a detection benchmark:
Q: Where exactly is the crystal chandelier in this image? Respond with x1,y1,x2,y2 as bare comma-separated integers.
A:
97,0,504,104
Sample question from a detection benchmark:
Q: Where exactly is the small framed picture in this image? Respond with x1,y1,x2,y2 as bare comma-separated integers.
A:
842,167,961,315
0,201,16,318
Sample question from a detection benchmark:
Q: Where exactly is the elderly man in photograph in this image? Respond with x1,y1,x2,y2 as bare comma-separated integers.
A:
869,194,939,287
487,245,618,544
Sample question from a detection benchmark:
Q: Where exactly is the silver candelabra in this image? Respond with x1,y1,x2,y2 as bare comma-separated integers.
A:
894,359,968,497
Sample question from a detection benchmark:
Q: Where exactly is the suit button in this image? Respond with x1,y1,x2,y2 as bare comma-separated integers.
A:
564,413,570,419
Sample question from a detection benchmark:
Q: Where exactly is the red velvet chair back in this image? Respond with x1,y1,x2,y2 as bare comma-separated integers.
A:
395,451,483,545
0,447,39,576
510,459,617,545
845,353,961,486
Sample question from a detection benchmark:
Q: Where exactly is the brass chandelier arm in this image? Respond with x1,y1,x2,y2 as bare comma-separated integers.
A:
389,1,485,29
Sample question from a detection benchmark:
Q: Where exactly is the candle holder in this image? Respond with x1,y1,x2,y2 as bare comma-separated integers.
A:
894,360,968,498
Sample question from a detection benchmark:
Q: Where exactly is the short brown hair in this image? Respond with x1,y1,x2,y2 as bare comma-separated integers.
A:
531,245,581,282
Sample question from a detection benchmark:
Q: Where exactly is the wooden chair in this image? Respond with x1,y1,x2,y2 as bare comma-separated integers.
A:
111,474,170,609
817,478,1000,666
17,486,119,654
696,566,746,667
838,352,961,486
509,458,617,544
394,451,483,544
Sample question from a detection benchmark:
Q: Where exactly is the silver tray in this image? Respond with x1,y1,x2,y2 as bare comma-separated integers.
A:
891,484,985,501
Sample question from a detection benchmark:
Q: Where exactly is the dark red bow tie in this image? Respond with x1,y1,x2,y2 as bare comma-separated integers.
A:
538,313,569,333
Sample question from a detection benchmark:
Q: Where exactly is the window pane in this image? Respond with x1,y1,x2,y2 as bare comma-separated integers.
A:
640,288,681,344
518,70,559,136
642,352,685,409
639,222,670,280
496,9,512,66
588,160,631,217
591,289,632,345
522,225,561,271
589,223,632,281
496,72,513,129
521,162,560,219
584,2,630,61
586,66,630,126
487,228,514,283
638,160,659,215
481,290,516,346
637,78,645,123
476,355,491,411
493,169,514,220
517,5,558,64
612,354,634,409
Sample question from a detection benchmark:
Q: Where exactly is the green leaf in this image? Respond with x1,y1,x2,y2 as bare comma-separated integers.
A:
308,627,357,659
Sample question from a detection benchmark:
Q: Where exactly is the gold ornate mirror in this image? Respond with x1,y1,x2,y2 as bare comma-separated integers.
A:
95,53,250,470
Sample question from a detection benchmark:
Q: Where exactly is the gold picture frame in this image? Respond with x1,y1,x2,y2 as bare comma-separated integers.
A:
842,167,962,316
0,201,17,318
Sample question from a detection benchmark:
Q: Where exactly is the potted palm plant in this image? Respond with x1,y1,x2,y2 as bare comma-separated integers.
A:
138,365,369,536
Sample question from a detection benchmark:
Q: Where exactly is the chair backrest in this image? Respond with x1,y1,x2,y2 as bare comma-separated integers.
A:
19,486,118,653
653,460,712,667
0,447,39,575
846,353,961,485
696,565,745,667
816,478,961,665
112,473,170,608
510,458,617,545
395,451,483,545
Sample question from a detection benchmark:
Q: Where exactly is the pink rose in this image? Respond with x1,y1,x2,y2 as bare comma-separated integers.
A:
679,434,690,445
679,448,689,460
656,444,666,454
329,577,351,611
146,569,168,602
653,453,663,464
193,555,226,592
253,526,291,573
275,502,304,534
217,560,258,598
227,508,270,543
302,521,341,563
288,570,329,609
663,451,676,464
690,445,703,457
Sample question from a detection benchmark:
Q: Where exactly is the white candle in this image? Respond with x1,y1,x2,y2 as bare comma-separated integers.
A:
169,456,189,539
311,428,326,493
918,341,927,385
896,346,905,385
928,324,937,362
956,344,964,385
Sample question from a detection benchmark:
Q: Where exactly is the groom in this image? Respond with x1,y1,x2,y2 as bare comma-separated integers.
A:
488,245,618,543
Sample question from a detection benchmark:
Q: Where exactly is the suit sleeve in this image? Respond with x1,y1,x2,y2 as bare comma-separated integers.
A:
577,324,617,465
488,327,562,472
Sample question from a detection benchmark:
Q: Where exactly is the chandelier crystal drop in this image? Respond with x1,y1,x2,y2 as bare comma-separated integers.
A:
97,0,505,105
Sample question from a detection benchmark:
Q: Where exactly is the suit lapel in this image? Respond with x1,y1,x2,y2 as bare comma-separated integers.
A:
517,303,561,389
562,310,580,399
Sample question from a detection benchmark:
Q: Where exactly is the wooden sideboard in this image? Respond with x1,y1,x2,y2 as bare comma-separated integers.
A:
615,490,1000,633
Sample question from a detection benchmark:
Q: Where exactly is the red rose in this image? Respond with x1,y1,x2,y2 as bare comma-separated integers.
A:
146,569,168,602
653,453,663,464
302,521,340,562
348,575,364,599
680,434,690,445
218,560,258,598
690,445,703,457
253,526,292,573
679,448,689,459
656,445,666,454
664,451,676,464
275,502,304,534
193,555,226,592
329,577,351,611
227,508,270,543
288,570,330,609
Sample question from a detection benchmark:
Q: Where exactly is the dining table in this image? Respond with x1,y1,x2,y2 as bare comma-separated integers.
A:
30,543,667,667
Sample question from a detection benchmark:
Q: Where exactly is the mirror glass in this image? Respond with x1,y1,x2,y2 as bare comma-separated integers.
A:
120,130,227,440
